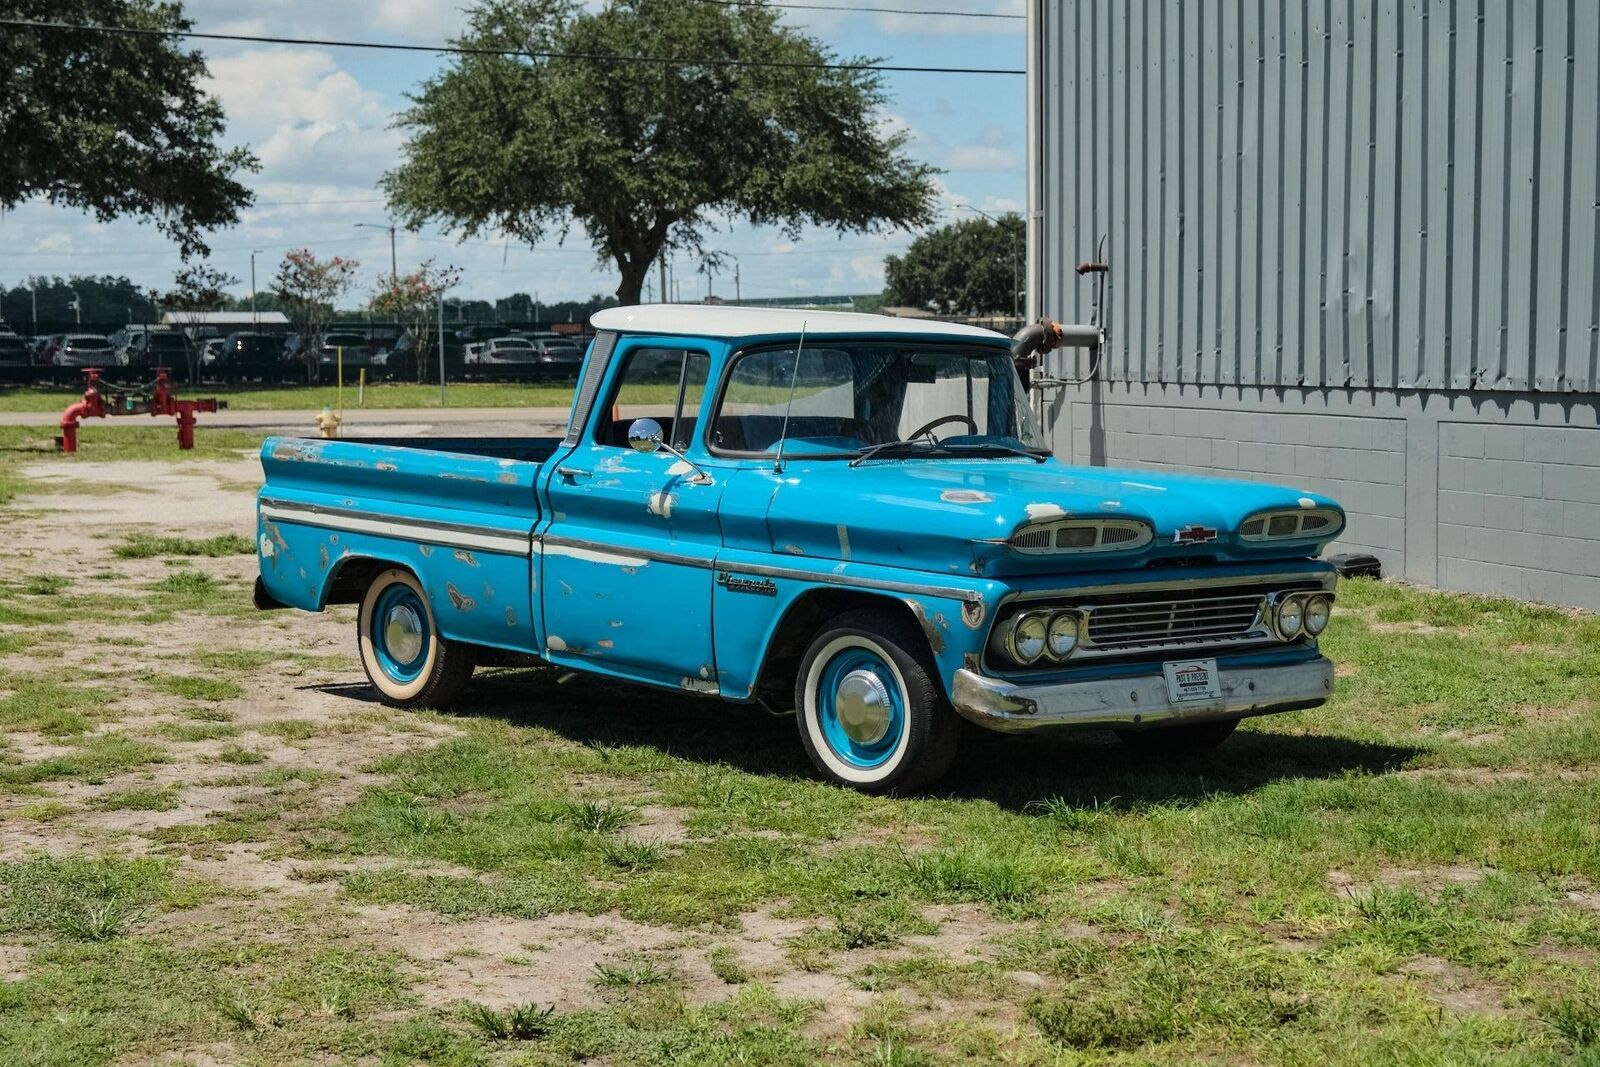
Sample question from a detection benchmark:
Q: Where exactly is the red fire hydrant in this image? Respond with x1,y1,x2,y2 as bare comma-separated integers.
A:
58,369,222,453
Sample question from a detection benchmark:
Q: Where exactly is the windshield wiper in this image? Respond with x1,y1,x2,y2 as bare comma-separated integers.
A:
848,438,946,467
940,441,1050,463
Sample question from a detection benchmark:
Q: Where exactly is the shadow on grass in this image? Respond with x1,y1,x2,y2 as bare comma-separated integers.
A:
316,666,1424,813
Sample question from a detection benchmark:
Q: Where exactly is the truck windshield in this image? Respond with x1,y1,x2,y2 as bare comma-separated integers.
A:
712,342,1046,459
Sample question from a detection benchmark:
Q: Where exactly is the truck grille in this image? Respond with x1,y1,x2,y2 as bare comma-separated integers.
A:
1084,591,1266,651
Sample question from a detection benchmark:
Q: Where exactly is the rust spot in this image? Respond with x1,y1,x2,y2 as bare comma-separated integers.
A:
597,639,614,649
497,471,518,485
453,549,479,567
375,460,398,472
317,543,330,570
782,544,805,555
505,606,517,626
328,533,339,544
445,583,475,612
906,600,947,654
679,677,718,694
963,651,981,672
961,599,985,629
933,612,950,631
418,544,433,557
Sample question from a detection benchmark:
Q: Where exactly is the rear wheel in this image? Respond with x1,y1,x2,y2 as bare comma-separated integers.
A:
794,609,960,794
1116,717,1239,757
357,568,474,707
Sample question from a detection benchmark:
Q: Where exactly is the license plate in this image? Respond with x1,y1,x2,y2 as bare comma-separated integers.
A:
1162,658,1222,703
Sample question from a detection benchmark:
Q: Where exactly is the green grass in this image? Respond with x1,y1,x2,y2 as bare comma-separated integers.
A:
0,571,1597,1064
114,532,255,559
0,381,590,413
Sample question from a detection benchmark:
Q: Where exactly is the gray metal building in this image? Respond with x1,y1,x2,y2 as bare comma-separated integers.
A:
1025,0,1600,610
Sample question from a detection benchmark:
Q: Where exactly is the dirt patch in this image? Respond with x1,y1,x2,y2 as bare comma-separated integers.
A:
1398,955,1510,1017
0,943,31,981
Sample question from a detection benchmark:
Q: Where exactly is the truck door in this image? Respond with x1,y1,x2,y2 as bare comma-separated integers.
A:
539,341,722,691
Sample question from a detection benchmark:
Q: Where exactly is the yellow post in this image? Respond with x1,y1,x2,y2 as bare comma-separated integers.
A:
358,367,366,407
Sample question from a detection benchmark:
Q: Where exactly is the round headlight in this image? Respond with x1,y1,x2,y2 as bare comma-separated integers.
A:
1046,612,1080,659
1275,595,1304,639
1009,612,1049,664
1303,594,1333,636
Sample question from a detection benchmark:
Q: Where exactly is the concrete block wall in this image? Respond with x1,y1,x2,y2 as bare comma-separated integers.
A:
1047,383,1600,611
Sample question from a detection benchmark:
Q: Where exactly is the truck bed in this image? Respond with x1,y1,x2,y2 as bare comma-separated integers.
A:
255,435,556,656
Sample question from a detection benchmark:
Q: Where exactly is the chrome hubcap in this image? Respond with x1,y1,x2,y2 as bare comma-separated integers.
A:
384,604,424,664
835,668,892,745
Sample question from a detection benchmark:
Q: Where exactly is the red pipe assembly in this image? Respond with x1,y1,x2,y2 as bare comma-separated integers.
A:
58,369,224,453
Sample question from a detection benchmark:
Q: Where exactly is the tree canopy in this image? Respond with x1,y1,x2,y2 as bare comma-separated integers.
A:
383,0,938,304
883,213,1024,316
0,0,257,257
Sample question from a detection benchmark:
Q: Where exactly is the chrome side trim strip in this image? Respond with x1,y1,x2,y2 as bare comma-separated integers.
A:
538,534,982,602
259,498,532,557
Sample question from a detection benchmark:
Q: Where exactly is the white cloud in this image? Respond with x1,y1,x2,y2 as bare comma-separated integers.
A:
945,145,1021,172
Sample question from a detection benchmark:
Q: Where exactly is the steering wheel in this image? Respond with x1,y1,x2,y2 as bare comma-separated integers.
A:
907,414,979,442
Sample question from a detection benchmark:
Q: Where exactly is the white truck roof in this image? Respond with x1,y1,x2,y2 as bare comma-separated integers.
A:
591,304,1008,342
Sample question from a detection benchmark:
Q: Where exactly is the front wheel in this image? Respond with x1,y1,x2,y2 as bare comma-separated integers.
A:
794,609,960,794
356,568,474,708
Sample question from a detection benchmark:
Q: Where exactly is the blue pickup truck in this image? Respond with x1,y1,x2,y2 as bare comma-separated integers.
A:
255,306,1343,792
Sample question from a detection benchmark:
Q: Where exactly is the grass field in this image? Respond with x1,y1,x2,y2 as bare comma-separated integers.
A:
0,382,585,413
0,444,1596,1065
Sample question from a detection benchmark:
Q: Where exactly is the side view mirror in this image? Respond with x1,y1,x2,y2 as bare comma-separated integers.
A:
627,417,663,453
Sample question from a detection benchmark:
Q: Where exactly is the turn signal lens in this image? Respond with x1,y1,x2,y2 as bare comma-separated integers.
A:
1303,594,1333,636
1009,612,1049,664
1046,612,1081,658
1275,595,1304,639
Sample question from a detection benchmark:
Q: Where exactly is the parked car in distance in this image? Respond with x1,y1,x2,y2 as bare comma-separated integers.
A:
215,332,287,382
254,305,1346,793
36,334,67,365
54,335,123,367
200,338,227,367
123,331,193,374
0,335,31,366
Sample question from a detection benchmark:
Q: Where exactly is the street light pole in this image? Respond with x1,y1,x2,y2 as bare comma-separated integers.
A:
250,249,262,330
69,289,80,326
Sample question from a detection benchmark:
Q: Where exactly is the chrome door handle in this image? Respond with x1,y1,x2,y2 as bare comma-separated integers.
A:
556,465,591,482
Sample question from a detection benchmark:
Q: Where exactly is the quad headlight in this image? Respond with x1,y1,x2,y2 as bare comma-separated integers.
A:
992,609,1084,666
1273,594,1305,639
1303,594,1333,637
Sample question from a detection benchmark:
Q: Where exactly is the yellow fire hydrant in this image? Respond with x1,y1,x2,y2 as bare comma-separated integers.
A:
315,406,343,439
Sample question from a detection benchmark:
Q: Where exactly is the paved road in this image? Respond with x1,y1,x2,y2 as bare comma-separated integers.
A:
0,405,574,438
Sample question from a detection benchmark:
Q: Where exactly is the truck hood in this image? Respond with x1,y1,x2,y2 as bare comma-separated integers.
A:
764,458,1343,576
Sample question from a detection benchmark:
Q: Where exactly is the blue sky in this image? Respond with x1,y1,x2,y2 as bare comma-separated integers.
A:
1,1,1024,308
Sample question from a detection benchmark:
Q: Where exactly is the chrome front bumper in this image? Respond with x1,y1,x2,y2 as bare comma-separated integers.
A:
950,656,1334,733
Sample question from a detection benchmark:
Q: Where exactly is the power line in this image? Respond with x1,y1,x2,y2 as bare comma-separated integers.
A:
0,18,1024,75
699,1,1022,20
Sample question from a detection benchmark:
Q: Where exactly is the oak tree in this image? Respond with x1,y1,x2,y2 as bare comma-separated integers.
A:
383,0,937,304
0,0,258,257
884,212,1024,317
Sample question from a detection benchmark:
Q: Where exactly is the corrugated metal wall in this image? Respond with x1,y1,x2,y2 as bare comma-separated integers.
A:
1036,0,1600,393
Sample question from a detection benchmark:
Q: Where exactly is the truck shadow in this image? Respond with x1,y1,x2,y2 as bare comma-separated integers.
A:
323,667,1423,814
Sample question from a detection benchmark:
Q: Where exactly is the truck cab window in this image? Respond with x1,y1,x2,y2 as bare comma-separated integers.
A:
599,347,710,449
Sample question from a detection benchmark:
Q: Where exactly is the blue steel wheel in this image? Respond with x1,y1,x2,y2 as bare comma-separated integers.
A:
795,609,961,794
357,568,475,707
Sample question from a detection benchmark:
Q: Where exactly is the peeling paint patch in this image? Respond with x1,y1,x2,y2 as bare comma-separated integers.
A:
933,612,950,631
646,491,676,519
1101,500,1122,509
328,533,339,544
782,544,805,555
375,460,398,472
666,459,694,477
961,599,986,629
258,533,276,558
963,651,981,672
609,620,624,628
481,582,495,600
418,544,433,557
505,606,517,626
318,543,330,570
698,664,712,679
559,581,573,597
1298,496,1318,508
497,472,518,485
836,524,851,559
453,549,479,567
547,634,568,651
907,601,947,654
1024,503,1067,521
597,639,614,649
445,583,476,612
940,489,993,504
679,677,719,694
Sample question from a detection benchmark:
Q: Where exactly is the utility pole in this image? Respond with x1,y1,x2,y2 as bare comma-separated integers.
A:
250,249,262,330
356,222,398,280
657,257,667,305
27,283,36,335
68,289,80,326
735,260,741,303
